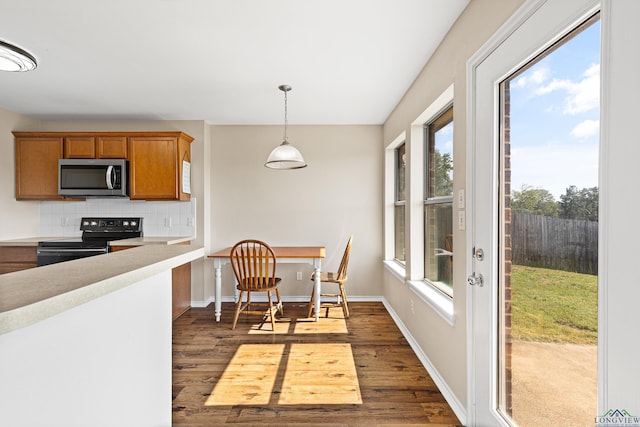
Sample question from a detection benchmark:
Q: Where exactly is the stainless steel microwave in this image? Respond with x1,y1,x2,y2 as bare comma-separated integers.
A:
58,159,129,197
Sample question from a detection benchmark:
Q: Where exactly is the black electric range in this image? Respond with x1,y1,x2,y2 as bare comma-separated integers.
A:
37,217,143,266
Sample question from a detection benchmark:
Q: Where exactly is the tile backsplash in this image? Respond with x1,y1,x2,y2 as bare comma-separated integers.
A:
40,198,196,238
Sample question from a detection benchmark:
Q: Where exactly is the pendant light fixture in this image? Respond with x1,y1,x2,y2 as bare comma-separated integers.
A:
0,40,37,72
265,84,307,169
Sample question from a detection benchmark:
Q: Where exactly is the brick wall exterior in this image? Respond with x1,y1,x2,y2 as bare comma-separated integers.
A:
501,83,513,415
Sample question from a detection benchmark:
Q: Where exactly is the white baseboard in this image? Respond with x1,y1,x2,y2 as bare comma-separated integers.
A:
382,298,467,425
190,296,214,308
190,295,385,306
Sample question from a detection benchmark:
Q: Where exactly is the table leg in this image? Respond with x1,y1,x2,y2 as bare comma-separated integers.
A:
214,261,222,322
313,259,322,321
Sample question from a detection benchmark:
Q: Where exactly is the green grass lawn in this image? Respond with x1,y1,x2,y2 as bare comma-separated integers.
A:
511,265,598,344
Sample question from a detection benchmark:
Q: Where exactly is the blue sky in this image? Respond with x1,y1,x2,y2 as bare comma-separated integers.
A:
509,19,600,200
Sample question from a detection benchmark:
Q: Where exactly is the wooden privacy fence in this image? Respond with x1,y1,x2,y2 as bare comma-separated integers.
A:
511,212,598,275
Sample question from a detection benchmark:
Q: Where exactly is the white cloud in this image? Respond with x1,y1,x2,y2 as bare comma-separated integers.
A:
570,119,600,139
534,63,600,115
513,66,550,88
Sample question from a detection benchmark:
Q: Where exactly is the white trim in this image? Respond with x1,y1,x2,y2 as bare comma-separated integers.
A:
190,296,215,308
407,85,455,283
190,295,386,307
408,280,455,326
383,259,406,282
382,297,467,425
598,0,610,413
384,132,407,261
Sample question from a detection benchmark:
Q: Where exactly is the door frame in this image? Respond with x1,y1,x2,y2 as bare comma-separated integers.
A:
465,0,601,424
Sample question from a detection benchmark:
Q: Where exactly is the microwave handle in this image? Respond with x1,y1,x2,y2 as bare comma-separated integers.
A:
106,165,115,190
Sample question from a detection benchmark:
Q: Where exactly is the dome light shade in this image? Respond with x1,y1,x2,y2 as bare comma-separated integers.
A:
265,140,307,169
0,40,37,72
265,84,307,170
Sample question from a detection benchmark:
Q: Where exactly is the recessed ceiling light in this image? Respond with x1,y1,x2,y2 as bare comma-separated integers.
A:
0,40,37,72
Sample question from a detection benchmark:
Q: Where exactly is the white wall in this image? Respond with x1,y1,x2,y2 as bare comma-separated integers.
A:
0,270,173,427
381,0,526,415
0,108,42,239
209,125,383,301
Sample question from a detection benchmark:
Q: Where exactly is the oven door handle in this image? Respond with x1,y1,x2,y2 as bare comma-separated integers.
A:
106,165,115,190
37,248,109,254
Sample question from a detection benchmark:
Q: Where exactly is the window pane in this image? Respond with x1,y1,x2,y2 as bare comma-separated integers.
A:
425,106,453,294
394,204,405,263
395,142,406,264
396,143,406,201
427,107,454,198
424,202,453,293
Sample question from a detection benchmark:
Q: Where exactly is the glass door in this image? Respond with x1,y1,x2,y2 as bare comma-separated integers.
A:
468,1,600,425
497,15,600,426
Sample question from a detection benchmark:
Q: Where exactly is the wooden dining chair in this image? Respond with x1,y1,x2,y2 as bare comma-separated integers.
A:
308,235,353,319
229,240,283,330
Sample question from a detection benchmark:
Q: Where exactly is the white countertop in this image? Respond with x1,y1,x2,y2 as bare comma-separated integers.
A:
0,244,204,335
0,236,194,247
0,237,67,246
109,236,194,246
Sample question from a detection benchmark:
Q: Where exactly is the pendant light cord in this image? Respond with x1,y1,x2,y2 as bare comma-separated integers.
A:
283,88,289,142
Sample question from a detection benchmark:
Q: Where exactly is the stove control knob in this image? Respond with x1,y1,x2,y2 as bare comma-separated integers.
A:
82,220,89,226
91,221,98,226
123,221,129,226
131,221,137,227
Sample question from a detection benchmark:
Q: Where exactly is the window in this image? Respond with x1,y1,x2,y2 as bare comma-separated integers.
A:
424,106,453,295
394,143,406,263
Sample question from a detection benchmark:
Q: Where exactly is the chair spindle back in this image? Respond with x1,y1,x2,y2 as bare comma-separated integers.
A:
335,235,353,282
230,240,277,290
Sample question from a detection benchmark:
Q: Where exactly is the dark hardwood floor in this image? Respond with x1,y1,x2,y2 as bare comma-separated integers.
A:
172,301,462,426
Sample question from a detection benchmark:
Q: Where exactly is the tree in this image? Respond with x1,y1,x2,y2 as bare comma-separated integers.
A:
511,185,559,217
559,185,598,221
435,150,453,196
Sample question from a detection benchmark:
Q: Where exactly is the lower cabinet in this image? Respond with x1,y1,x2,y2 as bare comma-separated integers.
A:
110,246,191,320
171,263,191,320
0,246,37,274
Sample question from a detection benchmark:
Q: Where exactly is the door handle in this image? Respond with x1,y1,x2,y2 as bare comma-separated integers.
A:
467,272,484,287
106,165,115,190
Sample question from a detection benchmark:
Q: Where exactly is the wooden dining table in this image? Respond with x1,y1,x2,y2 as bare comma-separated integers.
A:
208,246,326,322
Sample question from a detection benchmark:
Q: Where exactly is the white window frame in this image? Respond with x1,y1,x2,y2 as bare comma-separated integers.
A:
407,84,456,326
424,104,454,297
384,132,407,281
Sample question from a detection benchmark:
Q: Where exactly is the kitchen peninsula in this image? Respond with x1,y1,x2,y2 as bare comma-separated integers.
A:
0,244,204,427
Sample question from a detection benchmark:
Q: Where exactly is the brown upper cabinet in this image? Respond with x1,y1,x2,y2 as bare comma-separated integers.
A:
63,135,128,159
13,131,193,201
97,136,128,159
128,133,193,201
64,136,96,158
14,135,64,200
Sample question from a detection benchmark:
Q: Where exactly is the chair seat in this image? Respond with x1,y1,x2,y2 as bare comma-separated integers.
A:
312,271,344,284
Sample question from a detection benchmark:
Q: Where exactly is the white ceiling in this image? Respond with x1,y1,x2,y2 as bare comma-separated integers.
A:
1,0,469,125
